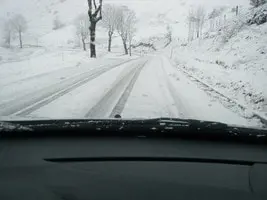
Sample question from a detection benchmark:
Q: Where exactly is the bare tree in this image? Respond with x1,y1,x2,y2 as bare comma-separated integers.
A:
187,9,195,41
11,14,27,48
116,7,128,55
208,8,221,31
87,0,103,58
187,6,205,41
165,25,172,46
116,6,137,55
195,6,206,39
102,4,118,52
2,20,13,48
75,14,90,51
126,10,137,56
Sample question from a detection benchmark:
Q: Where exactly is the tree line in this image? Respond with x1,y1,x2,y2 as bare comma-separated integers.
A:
77,1,137,57
3,14,27,48
187,6,206,42
1,0,137,59
2,0,264,55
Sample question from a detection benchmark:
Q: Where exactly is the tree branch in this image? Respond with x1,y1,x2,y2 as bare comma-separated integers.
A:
93,1,102,18
87,0,92,9
88,0,92,19
93,0,97,9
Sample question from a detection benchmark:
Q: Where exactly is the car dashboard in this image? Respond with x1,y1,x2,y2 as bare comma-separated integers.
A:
0,119,267,200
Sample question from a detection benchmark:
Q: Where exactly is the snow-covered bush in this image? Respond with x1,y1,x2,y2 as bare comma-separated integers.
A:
221,18,246,43
132,42,156,51
248,8,267,25
250,0,266,8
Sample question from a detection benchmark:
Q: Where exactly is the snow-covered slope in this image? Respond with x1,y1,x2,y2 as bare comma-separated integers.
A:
171,3,267,118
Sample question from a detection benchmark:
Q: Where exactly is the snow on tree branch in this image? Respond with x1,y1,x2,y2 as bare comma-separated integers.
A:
101,4,119,51
116,6,137,55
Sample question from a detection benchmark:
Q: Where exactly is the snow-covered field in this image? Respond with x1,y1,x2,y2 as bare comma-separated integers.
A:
0,0,266,128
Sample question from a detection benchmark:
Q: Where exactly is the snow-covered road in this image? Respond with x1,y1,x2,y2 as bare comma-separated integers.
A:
122,55,260,126
0,53,261,127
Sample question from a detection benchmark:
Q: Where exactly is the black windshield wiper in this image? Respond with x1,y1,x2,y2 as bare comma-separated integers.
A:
0,118,266,144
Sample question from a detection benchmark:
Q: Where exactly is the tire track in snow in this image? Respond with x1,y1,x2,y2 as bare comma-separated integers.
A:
154,63,176,118
0,59,135,117
1,65,78,87
159,57,189,118
85,59,147,119
109,61,148,118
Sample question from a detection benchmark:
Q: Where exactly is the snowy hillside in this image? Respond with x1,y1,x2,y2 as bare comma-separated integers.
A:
171,3,267,121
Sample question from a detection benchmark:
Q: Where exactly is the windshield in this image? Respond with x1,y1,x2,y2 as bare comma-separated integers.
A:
0,0,266,128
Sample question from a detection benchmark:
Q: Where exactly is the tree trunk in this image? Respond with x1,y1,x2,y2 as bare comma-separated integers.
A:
129,43,132,56
6,32,11,48
19,31,22,48
196,22,200,38
192,22,195,40
188,21,192,42
123,40,128,55
82,39,86,51
8,38,11,48
89,23,96,58
108,32,112,52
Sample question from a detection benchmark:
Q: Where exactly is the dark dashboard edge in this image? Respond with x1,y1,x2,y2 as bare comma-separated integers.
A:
0,118,266,144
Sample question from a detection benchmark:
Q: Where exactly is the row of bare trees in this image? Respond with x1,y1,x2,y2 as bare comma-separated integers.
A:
208,8,223,32
187,6,206,42
2,14,27,48
76,1,137,57
2,0,136,58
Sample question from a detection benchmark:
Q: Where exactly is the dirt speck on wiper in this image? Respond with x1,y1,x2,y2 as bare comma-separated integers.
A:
165,127,174,130
0,122,33,132
257,134,266,138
